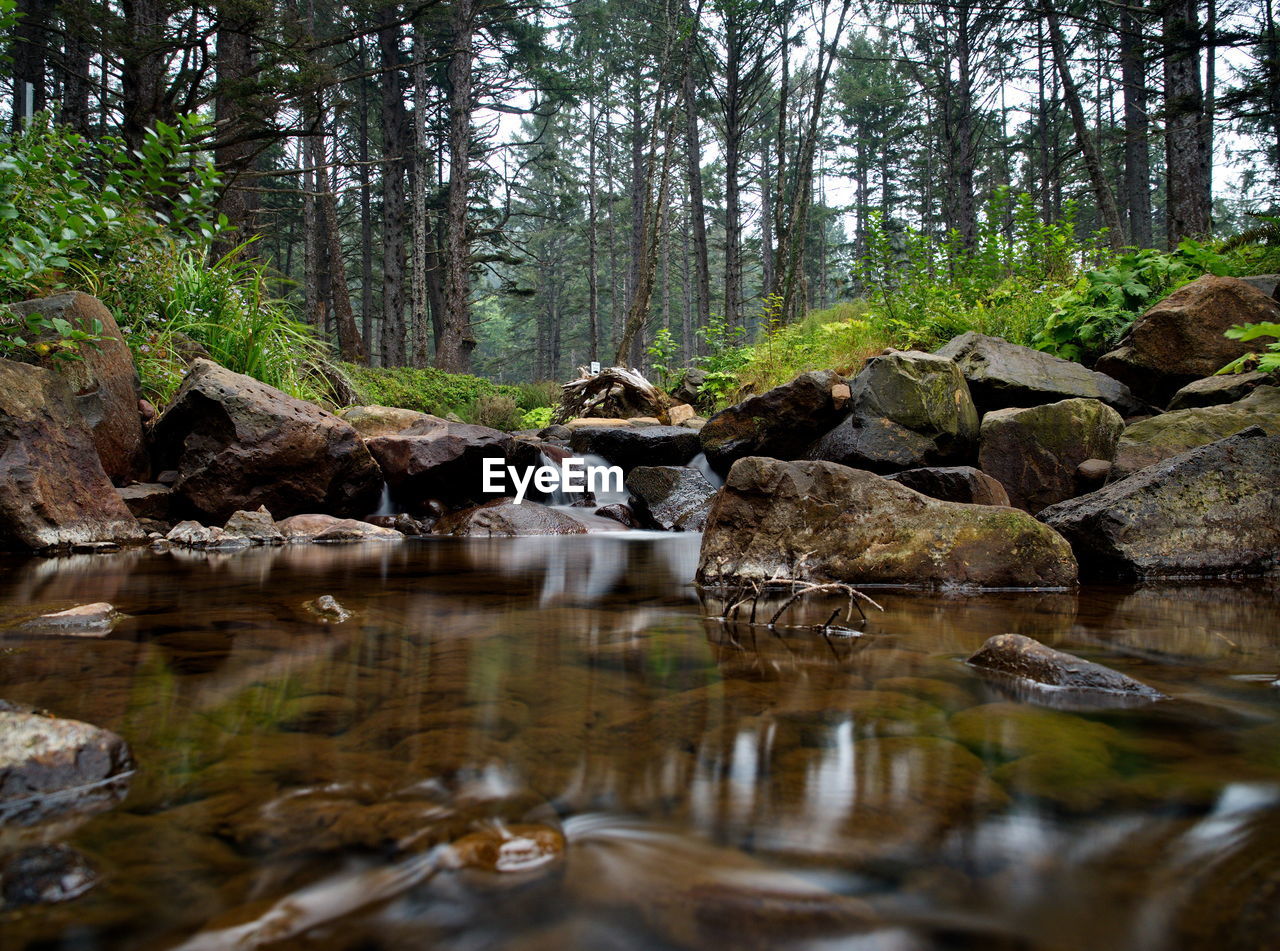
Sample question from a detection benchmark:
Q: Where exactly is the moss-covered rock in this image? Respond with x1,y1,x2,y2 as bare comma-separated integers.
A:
697,457,1077,588
1113,385,1280,477
979,398,1124,513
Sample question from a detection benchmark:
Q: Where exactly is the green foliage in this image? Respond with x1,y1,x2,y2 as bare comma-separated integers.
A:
646,326,679,389
94,242,335,404
0,309,104,362
520,406,554,429
513,380,561,411
0,113,225,303
468,393,526,430
1221,322,1280,374
341,362,533,420
1033,239,1238,361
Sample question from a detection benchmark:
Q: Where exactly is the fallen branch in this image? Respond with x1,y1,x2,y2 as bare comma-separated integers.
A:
709,578,884,634
553,366,669,424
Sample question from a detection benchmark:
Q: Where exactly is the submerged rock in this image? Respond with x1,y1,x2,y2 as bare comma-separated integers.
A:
700,370,848,473
445,822,566,874
807,351,979,473
0,359,144,551
9,292,148,483
625,466,717,531
0,711,133,826
304,595,352,623
434,499,589,537
936,331,1144,415
1167,370,1275,410
1039,427,1280,579
14,602,118,637
978,398,1124,513
967,634,1164,699
151,359,382,521
1096,276,1278,404
697,457,1077,588
887,465,1010,506
1112,385,1280,477
568,425,701,470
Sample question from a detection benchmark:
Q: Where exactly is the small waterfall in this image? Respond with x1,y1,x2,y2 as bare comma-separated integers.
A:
688,452,723,489
577,452,629,505
373,482,396,516
535,451,576,505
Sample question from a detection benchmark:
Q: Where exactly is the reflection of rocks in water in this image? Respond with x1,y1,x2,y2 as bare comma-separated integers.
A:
0,844,96,907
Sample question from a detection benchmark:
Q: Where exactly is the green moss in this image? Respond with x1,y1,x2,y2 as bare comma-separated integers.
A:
341,363,555,422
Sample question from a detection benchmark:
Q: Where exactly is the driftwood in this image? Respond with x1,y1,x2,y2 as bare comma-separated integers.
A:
714,578,884,635
553,366,669,424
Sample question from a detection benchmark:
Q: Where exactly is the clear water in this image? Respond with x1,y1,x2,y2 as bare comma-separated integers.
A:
1,537,1278,950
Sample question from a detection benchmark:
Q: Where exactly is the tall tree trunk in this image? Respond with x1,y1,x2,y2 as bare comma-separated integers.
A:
312,119,364,363
436,0,477,373
410,18,432,367
121,0,169,151
586,99,600,363
1162,0,1212,243
214,0,259,256
682,40,712,332
57,0,93,133
358,38,376,363
378,8,409,365
302,140,324,330
1043,0,1125,249
1120,1,1153,246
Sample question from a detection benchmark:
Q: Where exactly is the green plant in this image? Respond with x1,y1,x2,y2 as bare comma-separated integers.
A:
1034,239,1237,361
521,406,554,429
1220,322,1280,374
469,393,525,430
0,309,103,362
341,362,528,417
645,326,679,389
513,380,560,411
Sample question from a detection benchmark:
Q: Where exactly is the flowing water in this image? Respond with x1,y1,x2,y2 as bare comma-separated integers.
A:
1,537,1279,950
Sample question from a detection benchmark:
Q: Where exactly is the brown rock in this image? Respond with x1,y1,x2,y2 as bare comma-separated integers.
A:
887,466,1010,506
0,359,144,551
14,602,118,637
337,404,429,437
115,483,173,521
668,403,696,426
150,359,382,521
697,457,1077,588
967,633,1164,698
1075,458,1112,491
978,398,1125,513
1096,276,1279,404
1167,371,1275,410
8,293,146,483
275,513,403,542
366,415,525,508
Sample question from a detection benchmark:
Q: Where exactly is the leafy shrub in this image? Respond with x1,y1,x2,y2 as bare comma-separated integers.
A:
0,309,103,363
469,393,525,431
520,406,554,429
513,380,560,411
1221,322,1280,374
1033,239,1237,361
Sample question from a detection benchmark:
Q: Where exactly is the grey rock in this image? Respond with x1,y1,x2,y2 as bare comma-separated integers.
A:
433,499,590,537
569,425,701,470
224,507,285,545
888,466,1010,506
116,483,174,521
1040,427,1280,580
1167,371,1275,410
936,331,1145,415
700,371,848,473
15,602,118,637
625,466,717,531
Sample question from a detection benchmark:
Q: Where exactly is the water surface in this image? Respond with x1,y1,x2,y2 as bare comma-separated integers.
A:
1,537,1278,949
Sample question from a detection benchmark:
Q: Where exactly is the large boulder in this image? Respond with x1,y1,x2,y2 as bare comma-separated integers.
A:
0,359,144,550
936,331,1145,415
978,398,1125,513
433,499,589,536
697,458,1077,588
699,371,848,473
806,351,978,473
569,425,701,471
887,466,1011,507
151,359,382,522
1167,370,1275,411
275,513,403,543
337,405,429,438
8,293,147,483
0,711,133,825
1113,385,1280,477
1039,428,1280,580
1095,276,1279,404
625,466,717,531
366,415,541,509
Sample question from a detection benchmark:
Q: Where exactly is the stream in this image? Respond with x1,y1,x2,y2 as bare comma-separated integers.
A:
1,536,1278,949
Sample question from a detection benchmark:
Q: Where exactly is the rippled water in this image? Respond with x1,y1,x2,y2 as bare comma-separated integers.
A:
1,537,1279,950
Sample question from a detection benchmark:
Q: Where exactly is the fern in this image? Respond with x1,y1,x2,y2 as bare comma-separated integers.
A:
1220,214,1280,252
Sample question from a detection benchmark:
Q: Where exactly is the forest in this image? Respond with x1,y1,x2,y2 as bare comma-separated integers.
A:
2,0,1280,418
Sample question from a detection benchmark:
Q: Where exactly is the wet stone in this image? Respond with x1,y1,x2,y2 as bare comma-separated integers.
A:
0,845,97,907
304,595,352,623
968,634,1165,700
14,602,118,637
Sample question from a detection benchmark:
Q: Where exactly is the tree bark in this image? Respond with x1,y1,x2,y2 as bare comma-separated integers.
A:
378,7,410,365
436,0,477,373
11,0,54,130
1120,1,1153,246
121,0,170,151
214,0,259,256
410,18,432,367
1162,0,1212,243
682,39,712,333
